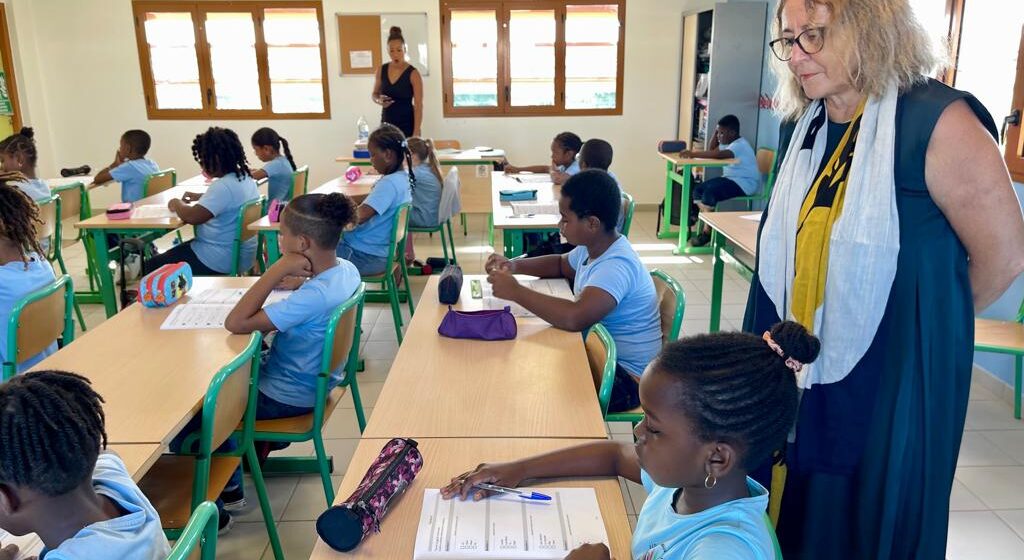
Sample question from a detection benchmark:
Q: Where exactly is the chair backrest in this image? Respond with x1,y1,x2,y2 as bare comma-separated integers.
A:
4,274,75,381
1015,297,1024,324
309,284,366,430
433,139,461,150
142,168,177,197
292,165,310,197
36,194,58,244
651,269,685,344
197,332,262,456
584,324,617,418
438,167,462,222
167,501,219,560
53,182,85,248
756,148,777,198
231,196,266,276
620,192,635,237
393,203,411,245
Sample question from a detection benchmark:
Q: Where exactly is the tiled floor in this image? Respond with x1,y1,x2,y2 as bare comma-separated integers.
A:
60,209,1024,558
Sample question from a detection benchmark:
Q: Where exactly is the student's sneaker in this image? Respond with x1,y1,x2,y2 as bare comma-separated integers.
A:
690,231,712,247
218,508,235,536
221,486,247,512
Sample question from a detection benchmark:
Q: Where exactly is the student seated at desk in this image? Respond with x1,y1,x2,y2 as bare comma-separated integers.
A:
503,131,582,186
91,129,161,203
250,127,298,203
0,371,170,559
143,127,260,276
0,128,48,203
405,136,445,266
680,114,759,247
336,124,413,276
579,138,628,234
485,170,661,412
443,322,821,560
0,175,58,374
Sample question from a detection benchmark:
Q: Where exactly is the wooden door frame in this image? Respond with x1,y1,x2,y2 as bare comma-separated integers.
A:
0,5,22,131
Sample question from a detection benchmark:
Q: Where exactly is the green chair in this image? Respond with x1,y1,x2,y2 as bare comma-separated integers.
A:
230,196,266,276
620,192,636,237
38,194,86,331
250,283,366,506
408,218,458,266
974,297,1024,419
142,168,177,198
167,501,218,560
586,323,618,419
360,203,414,344
3,274,75,381
138,332,284,560
292,165,310,197
652,269,686,343
726,148,776,211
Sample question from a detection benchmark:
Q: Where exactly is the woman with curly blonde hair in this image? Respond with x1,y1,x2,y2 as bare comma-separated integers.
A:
743,0,1024,558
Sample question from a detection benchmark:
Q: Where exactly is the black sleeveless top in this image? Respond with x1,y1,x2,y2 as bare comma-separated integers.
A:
380,63,415,137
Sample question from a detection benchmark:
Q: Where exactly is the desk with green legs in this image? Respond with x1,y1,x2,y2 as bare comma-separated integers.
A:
657,152,738,255
491,173,560,257
700,211,760,332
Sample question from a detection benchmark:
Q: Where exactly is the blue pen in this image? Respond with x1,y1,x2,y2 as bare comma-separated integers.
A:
474,483,551,501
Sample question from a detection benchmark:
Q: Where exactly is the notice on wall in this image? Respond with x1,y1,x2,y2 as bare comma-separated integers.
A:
0,71,13,116
349,50,373,69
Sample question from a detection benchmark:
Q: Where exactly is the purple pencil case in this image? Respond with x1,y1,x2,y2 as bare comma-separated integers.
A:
438,305,517,341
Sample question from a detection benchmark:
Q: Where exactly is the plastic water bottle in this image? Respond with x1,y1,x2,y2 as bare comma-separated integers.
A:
357,116,369,143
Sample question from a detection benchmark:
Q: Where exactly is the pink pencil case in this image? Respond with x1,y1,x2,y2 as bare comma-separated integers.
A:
106,202,133,220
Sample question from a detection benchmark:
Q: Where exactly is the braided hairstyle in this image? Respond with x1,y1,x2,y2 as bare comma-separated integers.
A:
283,192,356,249
657,321,821,470
368,123,416,193
251,127,297,171
0,127,39,168
0,371,107,496
192,127,250,180
0,171,43,261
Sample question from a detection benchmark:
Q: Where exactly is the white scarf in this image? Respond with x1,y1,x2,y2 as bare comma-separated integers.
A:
759,83,900,389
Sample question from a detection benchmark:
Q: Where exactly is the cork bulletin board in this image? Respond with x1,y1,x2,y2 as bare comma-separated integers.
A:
337,12,430,76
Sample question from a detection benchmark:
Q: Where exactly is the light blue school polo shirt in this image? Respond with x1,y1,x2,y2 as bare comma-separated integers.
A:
567,236,661,376
110,158,160,203
633,470,774,560
15,178,50,202
342,170,412,258
191,173,260,274
558,158,581,175
0,254,57,373
409,163,443,227
42,453,171,559
720,137,760,196
263,155,295,202
261,260,361,408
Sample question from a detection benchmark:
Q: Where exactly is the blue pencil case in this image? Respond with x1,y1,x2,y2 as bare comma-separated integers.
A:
499,189,537,202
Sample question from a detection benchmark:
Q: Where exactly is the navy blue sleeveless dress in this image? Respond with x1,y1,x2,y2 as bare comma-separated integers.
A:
744,79,998,559
380,62,416,138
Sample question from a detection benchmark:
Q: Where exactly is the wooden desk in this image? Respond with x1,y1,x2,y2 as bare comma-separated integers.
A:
308,438,632,559
109,444,164,482
75,184,210,317
248,175,377,265
46,176,95,190
363,276,607,439
490,173,560,257
700,211,759,332
31,277,257,444
338,148,505,214
656,152,738,255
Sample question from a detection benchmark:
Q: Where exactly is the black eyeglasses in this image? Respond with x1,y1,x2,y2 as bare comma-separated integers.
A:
769,27,827,61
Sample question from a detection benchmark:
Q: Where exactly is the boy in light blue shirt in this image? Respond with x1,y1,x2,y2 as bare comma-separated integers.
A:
92,130,161,203
0,371,170,560
250,127,298,202
143,127,260,276
579,138,629,234
502,131,582,186
484,170,661,412
336,125,412,276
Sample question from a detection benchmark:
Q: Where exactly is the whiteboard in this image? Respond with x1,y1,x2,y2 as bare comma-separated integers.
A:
379,13,429,76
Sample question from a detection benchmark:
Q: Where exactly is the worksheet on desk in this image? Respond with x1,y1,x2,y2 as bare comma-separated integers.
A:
414,488,608,559
509,201,560,216
0,530,43,559
160,290,292,330
481,279,573,318
510,174,553,184
132,204,176,219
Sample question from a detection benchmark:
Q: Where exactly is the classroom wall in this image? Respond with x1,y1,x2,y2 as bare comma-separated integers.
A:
1,0,716,208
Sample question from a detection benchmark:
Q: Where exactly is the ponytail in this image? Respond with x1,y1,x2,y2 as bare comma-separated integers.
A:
279,136,297,171
408,137,444,189
252,127,296,170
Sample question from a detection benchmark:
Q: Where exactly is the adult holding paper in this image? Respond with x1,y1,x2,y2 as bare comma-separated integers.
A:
371,26,422,138
443,323,821,559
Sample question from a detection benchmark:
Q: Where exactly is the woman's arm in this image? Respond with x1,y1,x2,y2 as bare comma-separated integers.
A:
927,99,1024,311
411,68,423,137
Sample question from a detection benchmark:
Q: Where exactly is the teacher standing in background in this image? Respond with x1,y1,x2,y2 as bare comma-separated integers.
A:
372,26,422,138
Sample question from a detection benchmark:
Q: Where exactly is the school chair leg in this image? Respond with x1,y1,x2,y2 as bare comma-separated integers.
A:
401,261,415,317
446,220,458,265
488,214,495,248
350,379,367,432
247,446,285,560
440,225,451,264
461,212,468,236
1015,355,1022,420
312,432,335,506
387,279,404,345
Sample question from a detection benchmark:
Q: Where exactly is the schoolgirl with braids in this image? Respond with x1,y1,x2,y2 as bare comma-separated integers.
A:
336,123,413,275
144,127,260,276
443,322,821,560
0,174,59,373
0,371,169,558
250,127,298,202
0,127,49,202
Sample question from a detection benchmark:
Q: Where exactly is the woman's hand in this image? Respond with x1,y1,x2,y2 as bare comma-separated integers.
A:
441,461,527,501
564,543,611,560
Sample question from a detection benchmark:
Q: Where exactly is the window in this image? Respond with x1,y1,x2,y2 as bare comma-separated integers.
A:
440,1,625,117
1004,29,1024,182
132,1,329,119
